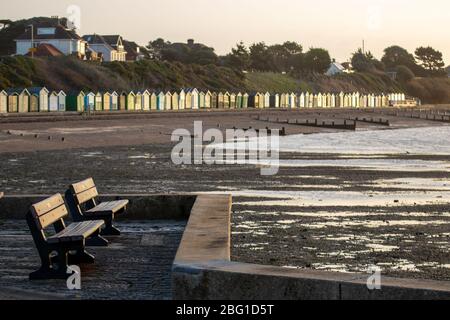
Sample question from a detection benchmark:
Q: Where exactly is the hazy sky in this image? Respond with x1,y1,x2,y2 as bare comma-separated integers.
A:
1,0,449,64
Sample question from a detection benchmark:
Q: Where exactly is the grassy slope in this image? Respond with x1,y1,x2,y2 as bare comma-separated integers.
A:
0,56,449,103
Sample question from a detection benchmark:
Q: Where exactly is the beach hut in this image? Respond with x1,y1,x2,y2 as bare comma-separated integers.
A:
304,92,310,108
142,90,151,111
57,91,66,111
0,90,7,113
211,92,218,109
264,92,271,108
28,87,49,112
307,93,314,108
338,92,344,107
49,91,59,112
178,89,186,110
127,91,136,111
317,93,323,108
279,93,285,108
325,93,332,108
157,91,165,111
102,92,111,111
93,92,102,111
184,90,191,109
368,94,375,108
135,92,143,111
171,92,179,110
118,92,127,111
242,93,249,108
382,94,389,107
331,94,336,108
289,93,297,109
205,91,212,109
111,91,119,110
298,93,305,108
223,92,231,109
66,91,85,112
247,92,259,108
217,92,225,109
270,93,279,108
199,91,206,109
164,92,172,110
258,93,266,108
190,88,199,110
14,89,30,113
236,92,243,109
149,91,157,110
230,93,237,109
311,94,318,108
84,92,95,111
6,89,19,113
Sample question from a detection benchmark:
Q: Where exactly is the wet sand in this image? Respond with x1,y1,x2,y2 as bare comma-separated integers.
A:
1,107,450,281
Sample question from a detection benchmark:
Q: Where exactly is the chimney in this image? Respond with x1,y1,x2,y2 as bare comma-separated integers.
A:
187,39,194,46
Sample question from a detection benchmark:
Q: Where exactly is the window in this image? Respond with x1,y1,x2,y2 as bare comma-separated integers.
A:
37,28,56,35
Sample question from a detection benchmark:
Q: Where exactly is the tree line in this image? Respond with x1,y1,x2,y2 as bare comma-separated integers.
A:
146,39,448,79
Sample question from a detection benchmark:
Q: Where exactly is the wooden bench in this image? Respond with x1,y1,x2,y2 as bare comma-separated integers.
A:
26,194,106,280
65,178,128,236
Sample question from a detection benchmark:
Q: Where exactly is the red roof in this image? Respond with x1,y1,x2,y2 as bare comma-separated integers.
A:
26,43,63,57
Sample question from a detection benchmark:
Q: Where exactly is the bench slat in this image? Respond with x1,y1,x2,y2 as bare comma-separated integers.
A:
32,194,65,216
86,200,129,215
47,220,104,244
31,194,68,229
71,178,96,194
75,187,99,205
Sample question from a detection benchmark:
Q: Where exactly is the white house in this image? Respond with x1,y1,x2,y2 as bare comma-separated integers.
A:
326,62,347,76
15,23,87,58
82,34,127,62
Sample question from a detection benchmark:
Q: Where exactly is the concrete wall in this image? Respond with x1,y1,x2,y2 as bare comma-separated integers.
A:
172,194,450,300
0,194,195,220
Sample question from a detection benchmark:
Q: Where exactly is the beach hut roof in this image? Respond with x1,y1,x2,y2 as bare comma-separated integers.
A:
6,88,29,95
27,87,49,95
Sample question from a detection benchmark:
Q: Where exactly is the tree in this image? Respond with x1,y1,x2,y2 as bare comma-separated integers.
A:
268,41,303,72
351,49,374,72
226,42,250,70
303,48,331,73
249,42,273,71
415,46,445,75
396,65,415,82
381,46,417,70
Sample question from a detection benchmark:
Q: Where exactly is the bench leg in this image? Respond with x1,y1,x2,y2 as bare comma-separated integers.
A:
86,231,109,247
101,216,121,236
30,250,69,280
69,250,95,264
